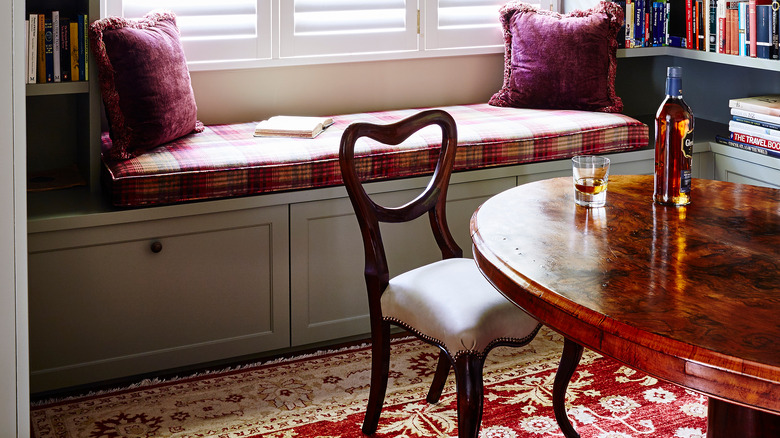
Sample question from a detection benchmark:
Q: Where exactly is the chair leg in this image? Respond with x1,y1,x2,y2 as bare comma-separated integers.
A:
426,351,451,403
362,321,392,435
452,353,485,438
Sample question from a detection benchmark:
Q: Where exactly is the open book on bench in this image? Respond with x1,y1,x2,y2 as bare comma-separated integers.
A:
254,116,334,138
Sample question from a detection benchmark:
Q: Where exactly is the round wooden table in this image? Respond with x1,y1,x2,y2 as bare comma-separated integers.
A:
470,175,780,438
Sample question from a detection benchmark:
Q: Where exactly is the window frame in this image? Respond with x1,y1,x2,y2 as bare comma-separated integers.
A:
101,0,560,72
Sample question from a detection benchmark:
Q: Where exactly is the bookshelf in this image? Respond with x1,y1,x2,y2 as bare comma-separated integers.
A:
24,0,100,193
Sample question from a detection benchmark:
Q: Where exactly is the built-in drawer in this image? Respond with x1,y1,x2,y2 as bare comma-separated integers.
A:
28,205,289,393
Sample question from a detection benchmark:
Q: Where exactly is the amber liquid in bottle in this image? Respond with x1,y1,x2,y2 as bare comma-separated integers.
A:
654,66,694,206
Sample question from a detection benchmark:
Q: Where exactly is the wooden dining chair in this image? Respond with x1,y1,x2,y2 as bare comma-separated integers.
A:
339,109,543,438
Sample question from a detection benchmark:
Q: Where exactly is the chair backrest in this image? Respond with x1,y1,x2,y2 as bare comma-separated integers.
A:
339,109,462,299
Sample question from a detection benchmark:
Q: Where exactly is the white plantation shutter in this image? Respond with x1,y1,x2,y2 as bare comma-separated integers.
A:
279,0,419,58
103,0,271,63
424,0,556,50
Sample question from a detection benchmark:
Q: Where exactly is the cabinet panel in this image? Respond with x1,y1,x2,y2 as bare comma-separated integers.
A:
28,206,289,392
289,177,516,346
714,155,780,188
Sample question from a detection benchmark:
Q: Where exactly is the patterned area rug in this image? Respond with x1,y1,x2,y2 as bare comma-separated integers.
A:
31,327,707,438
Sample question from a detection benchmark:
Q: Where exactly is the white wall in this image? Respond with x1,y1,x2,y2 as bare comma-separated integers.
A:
189,54,507,125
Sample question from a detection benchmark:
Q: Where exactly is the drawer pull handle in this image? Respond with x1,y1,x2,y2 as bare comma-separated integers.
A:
151,241,163,253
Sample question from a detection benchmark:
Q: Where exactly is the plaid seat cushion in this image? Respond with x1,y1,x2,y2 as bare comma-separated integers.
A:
102,103,648,207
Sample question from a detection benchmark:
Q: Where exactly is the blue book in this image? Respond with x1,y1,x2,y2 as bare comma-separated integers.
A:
757,4,772,58
716,135,780,159
77,14,87,81
733,115,780,130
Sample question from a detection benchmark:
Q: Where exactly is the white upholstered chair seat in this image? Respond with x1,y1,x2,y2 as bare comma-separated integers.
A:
381,258,540,358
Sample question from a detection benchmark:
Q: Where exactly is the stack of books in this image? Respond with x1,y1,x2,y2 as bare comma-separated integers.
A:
716,94,780,158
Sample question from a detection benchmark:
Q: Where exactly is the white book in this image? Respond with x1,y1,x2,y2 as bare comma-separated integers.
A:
730,120,780,138
731,107,780,125
27,14,37,84
52,11,61,82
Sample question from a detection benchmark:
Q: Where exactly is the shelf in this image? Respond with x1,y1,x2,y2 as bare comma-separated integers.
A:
26,81,89,96
618,47,780,72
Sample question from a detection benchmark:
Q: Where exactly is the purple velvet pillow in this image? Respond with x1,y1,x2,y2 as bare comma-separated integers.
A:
489,1,624,113
90,11,203,160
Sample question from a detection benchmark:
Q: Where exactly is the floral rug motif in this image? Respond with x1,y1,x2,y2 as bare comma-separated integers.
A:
30,327,707,438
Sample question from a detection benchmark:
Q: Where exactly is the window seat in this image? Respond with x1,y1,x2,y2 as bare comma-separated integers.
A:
101,103,649,207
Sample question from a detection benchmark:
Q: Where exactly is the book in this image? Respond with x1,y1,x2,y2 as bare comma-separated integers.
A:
69,21,78,81
43,16,54,83
755,3,771,58
772,0,779,58
52,11,60,82
716,134,780,158
729,94,780,115
732,114,780,130
27,14,37,84
254,116,334,138
36,14,44,83
732,107,780,124
738,0,748,55
730,130,780,151
78,14,87,81
729,119,780,137
59,17,70,81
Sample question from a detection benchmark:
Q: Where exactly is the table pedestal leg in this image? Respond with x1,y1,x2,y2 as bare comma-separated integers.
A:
553,337,584,438
707,398,780,438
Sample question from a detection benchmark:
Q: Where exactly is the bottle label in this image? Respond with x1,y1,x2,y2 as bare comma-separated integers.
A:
680,130,693,193
680,169,691,193
682,132,693,159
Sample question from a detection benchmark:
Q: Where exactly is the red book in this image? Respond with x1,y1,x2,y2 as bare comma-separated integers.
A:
749,0,758,56
731,131,780,151
687,0,694,48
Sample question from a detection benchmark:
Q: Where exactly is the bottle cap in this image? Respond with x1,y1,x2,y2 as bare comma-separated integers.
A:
667,66,683,78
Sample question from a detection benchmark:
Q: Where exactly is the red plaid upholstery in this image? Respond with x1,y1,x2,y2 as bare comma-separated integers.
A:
102,103,648,207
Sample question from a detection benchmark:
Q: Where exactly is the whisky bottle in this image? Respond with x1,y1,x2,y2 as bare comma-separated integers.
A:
654,66,694,206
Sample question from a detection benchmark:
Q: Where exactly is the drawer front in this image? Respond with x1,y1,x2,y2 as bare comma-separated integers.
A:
28,206,289,392
289,177,516,346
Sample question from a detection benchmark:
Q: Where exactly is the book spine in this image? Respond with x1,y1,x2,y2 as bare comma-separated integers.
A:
699,0,706,49
27,14,37,84
732,114,780,130
772,0,779,58
739,1,748,55
724,0,734,53
756,4,771,58
749,0,758,56
730,119,780,137
60,17,70,82
687,0,695,47
716,135,780,158
44,17,53,83
732,107,780,123
731,131,780,151
70,22,79,81
709,0,717,50
52,11,60,82
36,14,45,83
627,0,635,47
77,14,86,82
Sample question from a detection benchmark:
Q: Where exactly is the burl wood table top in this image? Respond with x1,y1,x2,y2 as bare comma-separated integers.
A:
471,174,780,414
